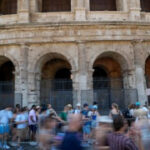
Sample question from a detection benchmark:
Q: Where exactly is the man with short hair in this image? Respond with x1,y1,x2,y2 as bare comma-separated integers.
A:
107,115,143,150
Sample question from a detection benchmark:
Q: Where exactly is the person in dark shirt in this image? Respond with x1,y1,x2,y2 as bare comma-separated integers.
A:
82,103,91,142
60,114,83,150
107,115,144,150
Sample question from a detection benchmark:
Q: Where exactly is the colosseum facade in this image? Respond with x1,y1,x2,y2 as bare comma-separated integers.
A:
0,0,150,112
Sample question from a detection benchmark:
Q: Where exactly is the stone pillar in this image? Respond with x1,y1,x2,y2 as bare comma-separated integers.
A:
85,0,90,11
132,41,148,105
123,69,137,105
129,0,141,21
30,0,39,13
15,44,28,106
18,0,30,23
72,42,93,106
135,65,147,105
27,71,40,107
122,0,129,11
74,0,86,21
123,70,136,89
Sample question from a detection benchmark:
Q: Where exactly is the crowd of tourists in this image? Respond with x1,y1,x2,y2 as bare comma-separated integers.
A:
0,101,149,150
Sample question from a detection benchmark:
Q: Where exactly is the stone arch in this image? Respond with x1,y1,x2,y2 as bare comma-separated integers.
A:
0,55,19,108
91,51,131,113
0,53,19,74
89,51,130,72
33,52,74,111
31,51,77,74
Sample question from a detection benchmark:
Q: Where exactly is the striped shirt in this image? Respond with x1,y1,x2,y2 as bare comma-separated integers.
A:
107,133,139,150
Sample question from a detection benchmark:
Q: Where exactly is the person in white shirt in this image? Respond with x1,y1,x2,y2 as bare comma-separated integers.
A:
74,103,81,114
15,108,28,150
0,107,13,149
28,105,37,143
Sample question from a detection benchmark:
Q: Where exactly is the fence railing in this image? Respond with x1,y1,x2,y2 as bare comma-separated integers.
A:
93,78,123,89
40,89,138,115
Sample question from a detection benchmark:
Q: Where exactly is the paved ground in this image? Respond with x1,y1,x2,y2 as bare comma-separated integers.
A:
9,144,93,150
9,144,38,150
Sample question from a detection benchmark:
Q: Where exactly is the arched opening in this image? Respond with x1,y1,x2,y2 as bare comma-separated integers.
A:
145,56,150,88
93,66,110,89
0,0,17,15
0,56,15,108
92,55,124,114
140,0,150,12
40,56,73,112
90,0,117,11
145,56,150,105
93,57,123,90
42,0,71,12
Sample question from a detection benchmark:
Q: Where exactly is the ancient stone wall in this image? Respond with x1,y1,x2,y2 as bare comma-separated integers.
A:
0,0,150,106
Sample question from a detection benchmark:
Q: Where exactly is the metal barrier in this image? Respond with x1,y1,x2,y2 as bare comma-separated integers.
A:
40,88,138,115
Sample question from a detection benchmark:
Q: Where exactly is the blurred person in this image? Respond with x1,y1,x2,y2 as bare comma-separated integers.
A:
38,104,48,128
10,106,21,147
15,104,21,112
90,105,100,144
46,104,52,115
141,104,149,117
67,104,74,114
28,105,37,145
38,115,57,150
60,114,83,150
130,116,150,150
123,104,135,127
0,107,13,149
91,105,100,129
74,103,81,114
82,103,91,145
36,106,41,118
22,107,29,140
134,102,148,121
15,108,28,150
129,104,136,117
95,116,113,150
93,101,98,108
107,115,143,150
59,105,69,122
109,103,122,119
46,104,57,117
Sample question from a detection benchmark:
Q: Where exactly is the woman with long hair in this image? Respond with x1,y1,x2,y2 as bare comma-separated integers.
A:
109,103,122,119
